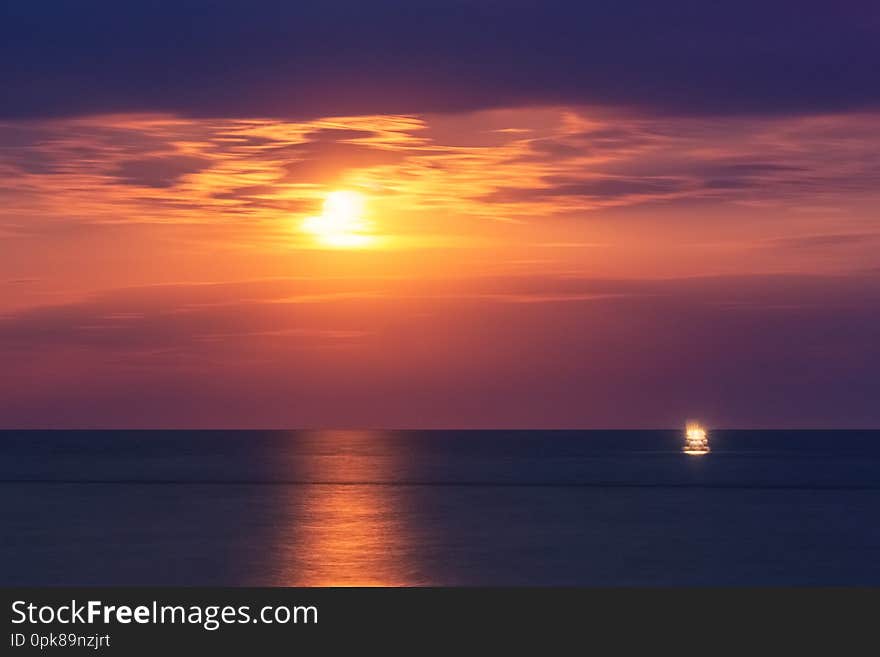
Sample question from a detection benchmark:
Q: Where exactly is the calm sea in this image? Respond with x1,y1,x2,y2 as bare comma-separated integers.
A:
1,430,878,586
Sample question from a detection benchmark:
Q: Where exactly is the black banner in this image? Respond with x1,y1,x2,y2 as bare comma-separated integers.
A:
2,588,877,654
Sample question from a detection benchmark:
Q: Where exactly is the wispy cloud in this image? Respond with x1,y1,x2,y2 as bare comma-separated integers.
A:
761,233,880,250
3,109,880,245
2,272,878,428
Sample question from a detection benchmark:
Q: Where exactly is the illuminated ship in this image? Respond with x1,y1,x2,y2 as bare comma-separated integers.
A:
683,421,710,455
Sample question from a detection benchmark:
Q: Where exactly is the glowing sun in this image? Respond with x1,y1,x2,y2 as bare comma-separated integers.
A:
301,190,375,248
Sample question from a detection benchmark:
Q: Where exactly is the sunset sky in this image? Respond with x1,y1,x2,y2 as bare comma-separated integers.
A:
1,1,878,427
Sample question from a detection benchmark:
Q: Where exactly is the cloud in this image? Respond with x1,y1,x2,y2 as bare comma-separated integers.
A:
1,272,878,428
0,278,379,353
1,2,878,120
762,233,880,249
278,138,412,184
0,113,426,233
701,163,808,177
484,176,691,204
302,128,378,141
2,272,878,350
112,155,212,188
2,108,880,239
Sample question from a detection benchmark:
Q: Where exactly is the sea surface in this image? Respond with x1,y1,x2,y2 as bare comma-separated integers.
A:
1,430,878,586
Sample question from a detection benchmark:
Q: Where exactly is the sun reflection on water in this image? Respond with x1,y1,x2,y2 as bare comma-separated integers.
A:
276,430,422,586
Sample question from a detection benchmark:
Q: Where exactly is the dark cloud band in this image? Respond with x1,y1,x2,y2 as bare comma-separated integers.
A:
2,1,877,119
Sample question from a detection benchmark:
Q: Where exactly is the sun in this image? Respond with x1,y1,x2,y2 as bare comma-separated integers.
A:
301,190,375,248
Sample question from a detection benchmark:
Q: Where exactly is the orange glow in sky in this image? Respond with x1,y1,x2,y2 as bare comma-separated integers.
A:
1,107,880,428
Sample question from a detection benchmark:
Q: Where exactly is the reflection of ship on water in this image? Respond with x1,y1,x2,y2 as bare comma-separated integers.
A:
683,421,710,455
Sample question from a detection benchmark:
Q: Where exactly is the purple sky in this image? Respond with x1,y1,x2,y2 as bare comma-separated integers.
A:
1,2,878,427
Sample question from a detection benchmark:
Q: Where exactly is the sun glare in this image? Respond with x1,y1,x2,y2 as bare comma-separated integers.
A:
301,190,375,248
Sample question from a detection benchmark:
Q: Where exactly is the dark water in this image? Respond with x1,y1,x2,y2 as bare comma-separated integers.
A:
1,430,878,586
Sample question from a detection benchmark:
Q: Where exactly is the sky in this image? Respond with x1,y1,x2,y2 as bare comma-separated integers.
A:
1,1,879,428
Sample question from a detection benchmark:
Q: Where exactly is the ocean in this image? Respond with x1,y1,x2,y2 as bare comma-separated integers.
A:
1,430,878,586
